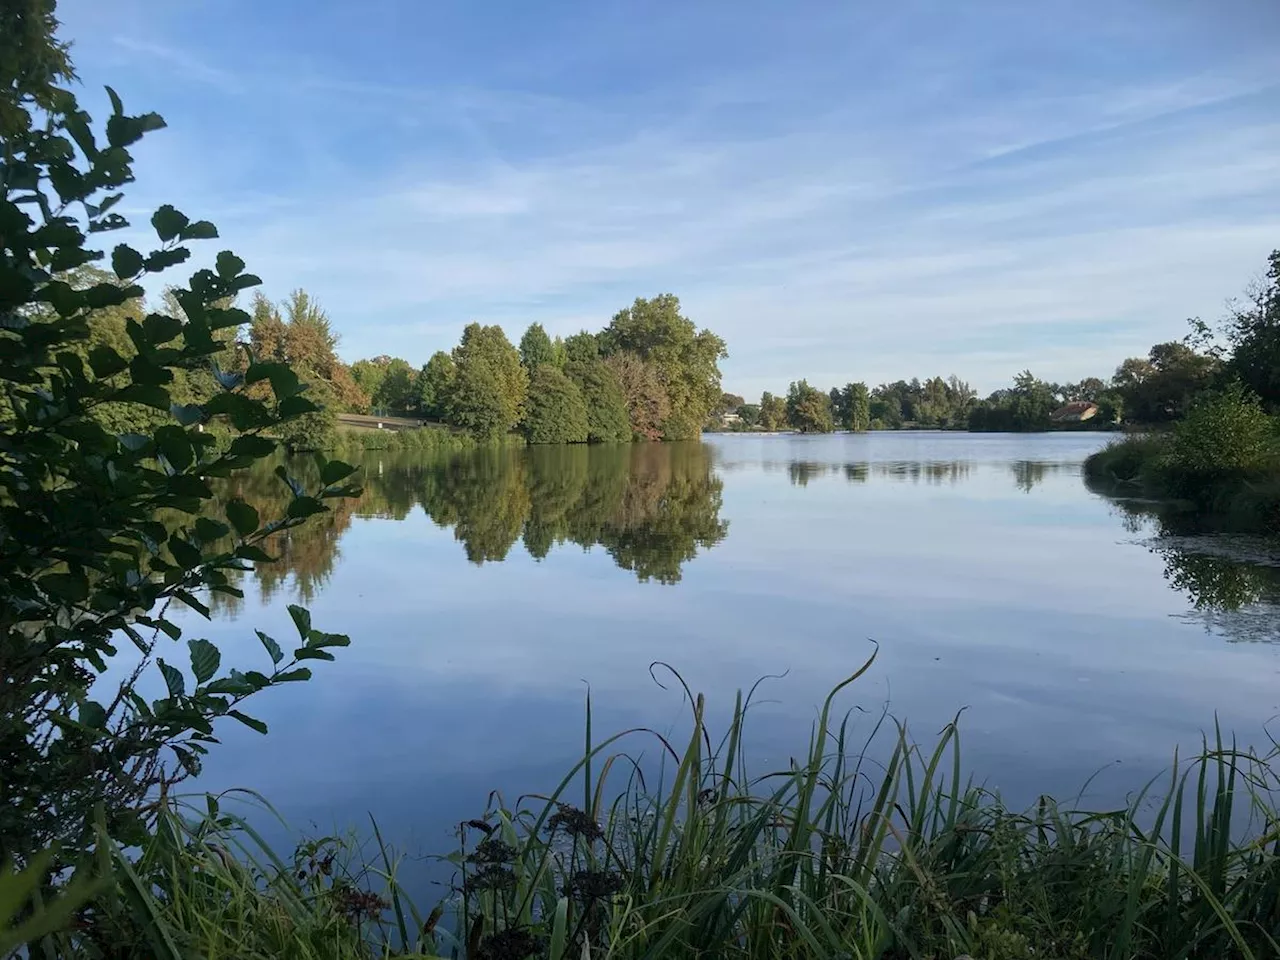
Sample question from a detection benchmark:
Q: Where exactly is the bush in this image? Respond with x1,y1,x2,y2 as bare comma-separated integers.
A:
1169,382,1276,475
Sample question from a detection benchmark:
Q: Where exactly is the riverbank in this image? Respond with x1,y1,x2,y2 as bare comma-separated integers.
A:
55,664,1280,960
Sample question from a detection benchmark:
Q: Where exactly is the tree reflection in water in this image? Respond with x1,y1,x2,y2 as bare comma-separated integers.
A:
209,442,728,613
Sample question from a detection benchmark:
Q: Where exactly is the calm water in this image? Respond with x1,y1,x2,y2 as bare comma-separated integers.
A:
186,432,1280,861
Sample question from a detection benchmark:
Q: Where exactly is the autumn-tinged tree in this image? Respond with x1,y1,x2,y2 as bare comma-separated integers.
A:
759,391,787,430
606,352,669,440
248,290,369,413
599,294,727,440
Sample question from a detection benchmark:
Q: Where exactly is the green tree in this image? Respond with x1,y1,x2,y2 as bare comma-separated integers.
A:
1115,342,1218,423
568,359,631,442
759,391,787,430
564,330,601,365
350,357,387,403
737,403,761,428
524,365,590,444
376,357,415,412
0,69,355,871
786,380,834,433
599,294,727,439
519,322,555,370
1224,250,1280,411
1170,382,1275,476
844,382,871,431
0,0,75,138
448,323,527,438
415,350,456,420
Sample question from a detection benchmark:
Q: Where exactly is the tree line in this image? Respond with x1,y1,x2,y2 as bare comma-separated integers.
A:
714,249,1279,434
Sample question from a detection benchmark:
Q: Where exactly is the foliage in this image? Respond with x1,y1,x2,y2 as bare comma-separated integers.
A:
1224,250,1280,411
736,402,760,428
1169,382,1276,476
0,74,356,874
600,294,726,439
448,323,528,439
969,370,1058,432
249,291,369,414
518,322,555,370
758,390,786,430
350,355,415,414
1112,341,1219,424
523,365,589,444
832,381,870,431
566,358,630,443
415,350,455,420
562,330,600,366
786,379,834,433
278,376,339,451
0,0,75,139
871,376,974,429
605,351,669,440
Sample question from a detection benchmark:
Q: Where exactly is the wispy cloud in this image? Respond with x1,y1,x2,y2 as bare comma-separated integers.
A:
57,0,1280,394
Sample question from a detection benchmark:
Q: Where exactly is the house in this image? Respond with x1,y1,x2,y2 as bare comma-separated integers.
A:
1050,400,1098,423
720,411,743,427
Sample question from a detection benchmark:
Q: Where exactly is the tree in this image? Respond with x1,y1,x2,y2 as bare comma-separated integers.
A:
249,290,369,415
0,0,75,138
737,403,761,428
350,357,388,403
759,391,787,430
969,371,1058,431
448,323,528,438
786,380,834,433
1224,250,1280,411
415,350,456,420
376,357,415,412
605,352,669,440
1114,342,1217,423
599,294,727,440
0,67,355,872
568,359,631,442
844,382,871,431
524,365,589,443
519,322,555,370
564,330,601,365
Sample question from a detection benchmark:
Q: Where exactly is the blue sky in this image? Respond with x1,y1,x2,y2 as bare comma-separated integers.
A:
58,0,1280,397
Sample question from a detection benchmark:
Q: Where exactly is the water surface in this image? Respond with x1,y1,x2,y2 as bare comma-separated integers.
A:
187,433,1280,859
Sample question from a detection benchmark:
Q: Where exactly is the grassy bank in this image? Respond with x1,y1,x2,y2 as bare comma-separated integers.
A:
331,425,515,456
29,660,1280,960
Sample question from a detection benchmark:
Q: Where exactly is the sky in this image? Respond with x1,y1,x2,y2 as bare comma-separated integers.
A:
57,0,1280,398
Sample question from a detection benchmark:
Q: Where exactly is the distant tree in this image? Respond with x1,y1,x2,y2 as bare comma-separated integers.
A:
350,357,388,404
844,382,871,431
829,387,847,425
1114,342,1217,423
1063,377,1108,402
969,370,1057,431
519,322,556,370
1224,250,1280,411
415,350,456,419
376,357,416,412
249,289,369,414
0,0,75,138
524,365,590,443
737,403,761,428
448,323,528,438
551,334,569,368
568,359,631,442
599,294,727,439
759,391,787,430
605,352,669,440
786,380,834,433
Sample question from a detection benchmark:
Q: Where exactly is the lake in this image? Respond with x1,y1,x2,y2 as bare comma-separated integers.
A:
188,431,1280,867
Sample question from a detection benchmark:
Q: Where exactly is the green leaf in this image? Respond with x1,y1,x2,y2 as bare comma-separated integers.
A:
228,710,267,734
179,220,218,241
215,250,245,278
227,434,276,458
168,535,202,570
175,590,211,619
319,459,357,486
170,402,204,426
157,659,185,697
194,517,229,542
256,630,283,665
225,499,259,536
151,204,189,242
111,243,145,279
294,648,336,662
116,383,171,410
187,639,220,685
235,544,273,562
79,701,108,730
278,394,319,418
287,605,311,640
274,668,312,683
40,571,89,602
144,246,191,272
286,496,326,520
88,345,128,378
310,632,351,649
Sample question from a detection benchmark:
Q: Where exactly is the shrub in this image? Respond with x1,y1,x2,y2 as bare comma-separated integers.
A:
1169,382,1276,475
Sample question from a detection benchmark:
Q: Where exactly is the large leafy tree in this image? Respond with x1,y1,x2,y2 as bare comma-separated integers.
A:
605,352,669,440
567,358,630,443
1224,250,1280,411
843,381,871,431
249,290,368,415
759,391,786,430
1112,342,1218,423
518,322,555,370
415,349,456,420
786,380,834,433
599,294,726,440
524,365,589,444
448,322,527,438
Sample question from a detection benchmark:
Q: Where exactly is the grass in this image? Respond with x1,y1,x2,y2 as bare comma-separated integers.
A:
20,652,1280,959
333,425,499,455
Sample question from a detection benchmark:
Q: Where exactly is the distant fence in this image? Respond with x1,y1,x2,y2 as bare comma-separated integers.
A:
336,413,442,432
